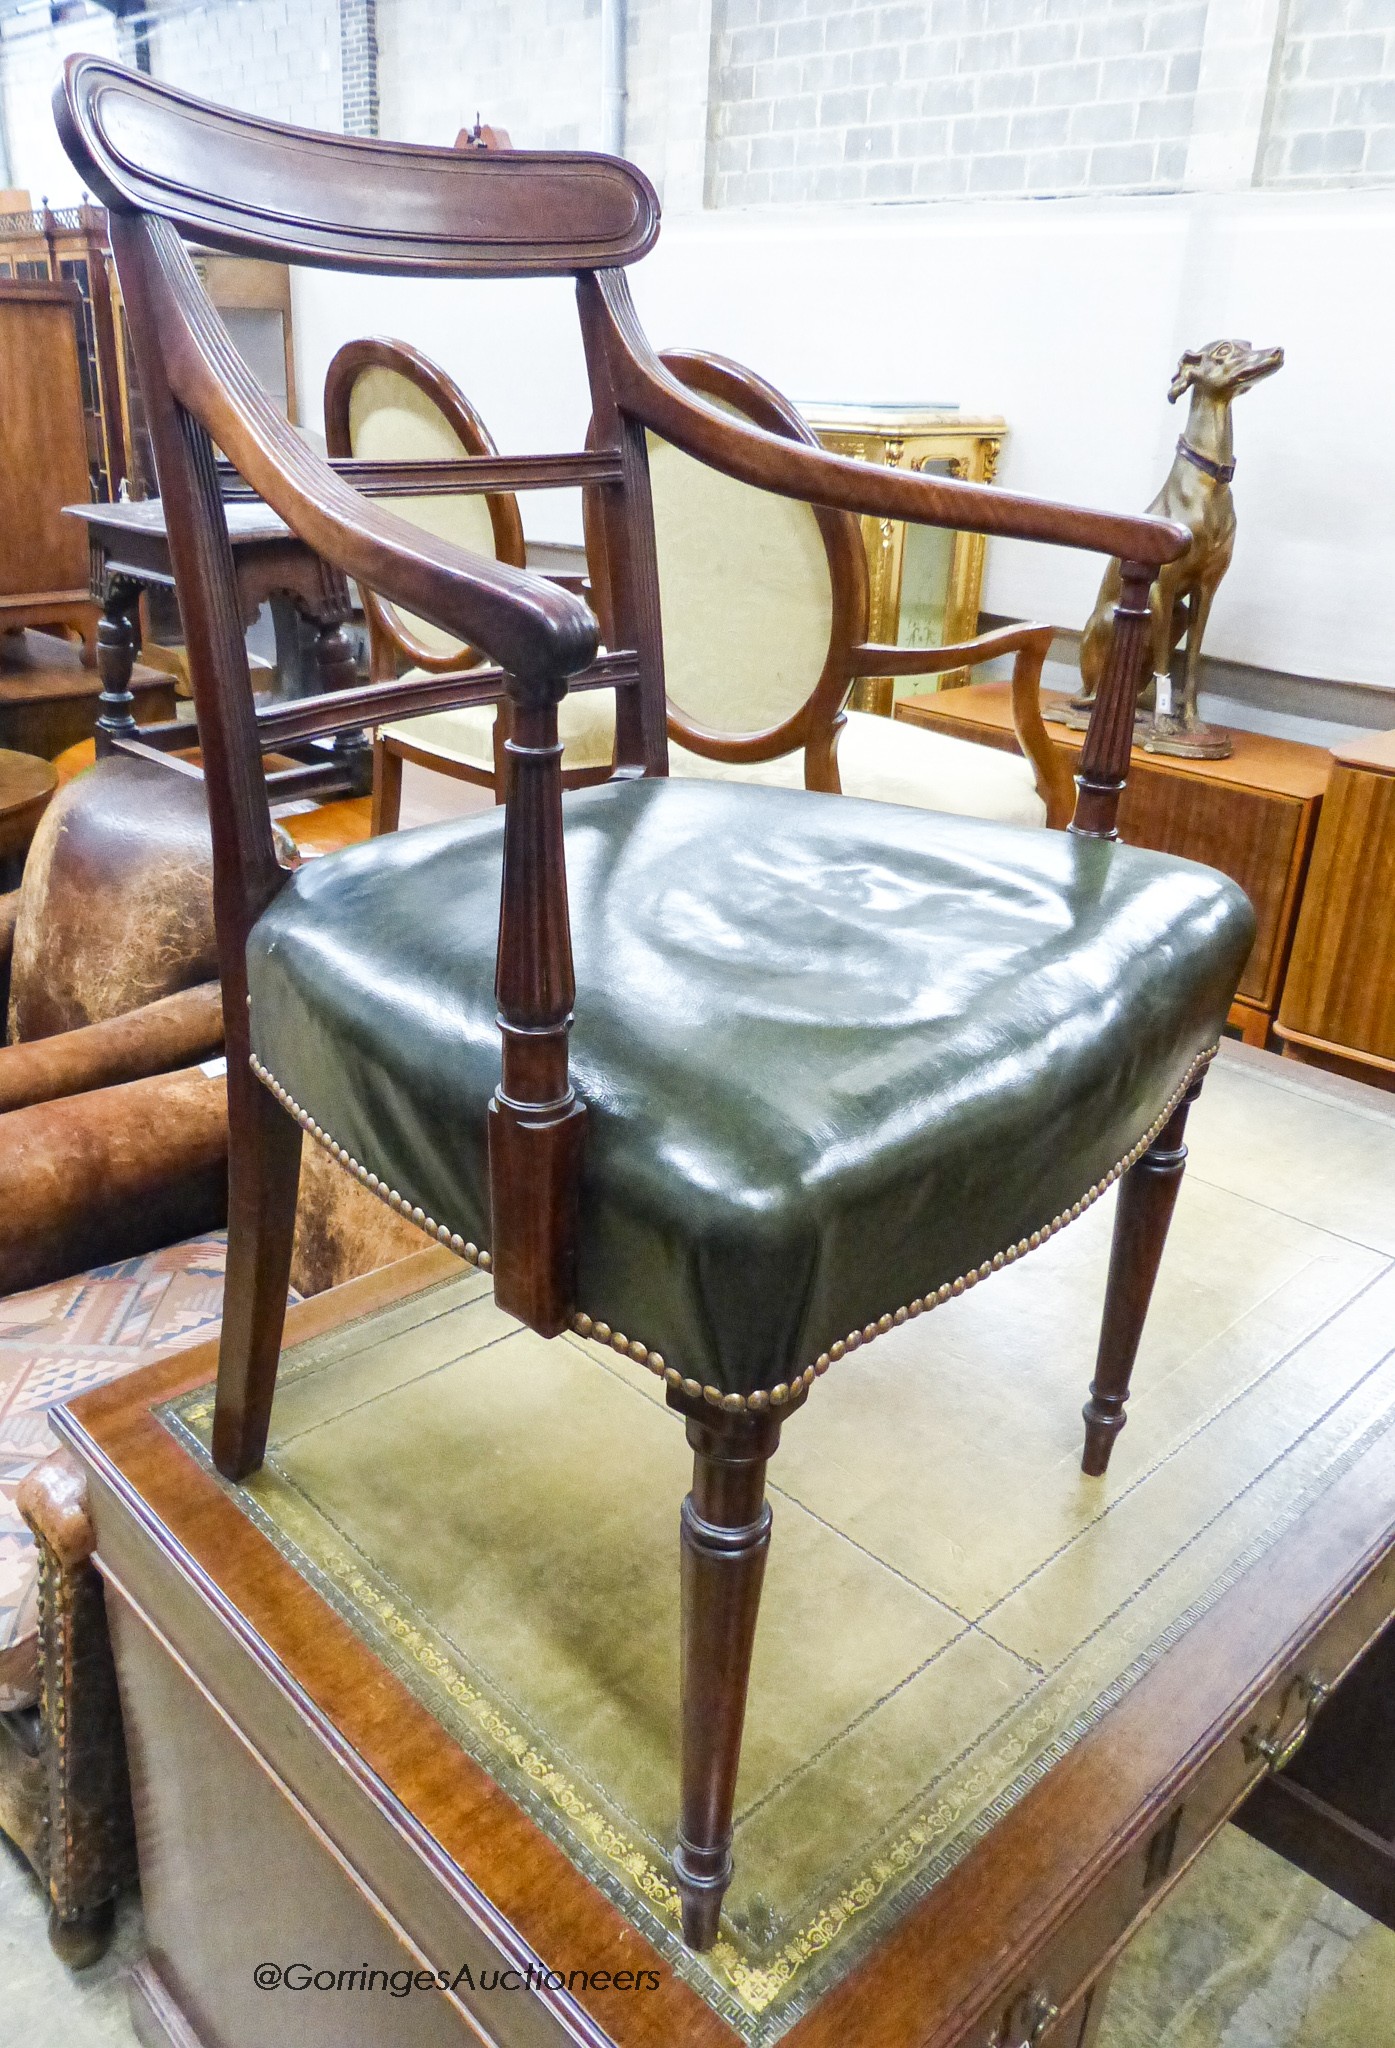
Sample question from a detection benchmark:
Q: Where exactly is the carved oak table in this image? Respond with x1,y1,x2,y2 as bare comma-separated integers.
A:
65,496,357,758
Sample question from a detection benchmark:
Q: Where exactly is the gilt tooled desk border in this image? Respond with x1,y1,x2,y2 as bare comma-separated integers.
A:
250,1044,1216,1414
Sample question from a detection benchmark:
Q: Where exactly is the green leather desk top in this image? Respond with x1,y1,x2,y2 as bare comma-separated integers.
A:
248,779,1252,1400
163,1048,1395,2042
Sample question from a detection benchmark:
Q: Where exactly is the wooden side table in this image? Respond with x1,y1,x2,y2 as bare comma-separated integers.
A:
1275,729,1395,1086
0,746,57,885
897,683,1330,1048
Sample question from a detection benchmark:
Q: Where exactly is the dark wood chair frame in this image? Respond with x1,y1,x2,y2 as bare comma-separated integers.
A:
57,56,1195,1952
344,338,1076,831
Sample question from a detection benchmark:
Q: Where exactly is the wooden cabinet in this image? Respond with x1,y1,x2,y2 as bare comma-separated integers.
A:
800,405,1005,714
1276,730,1395,1085
898,681,1330,1047
0,280,98,649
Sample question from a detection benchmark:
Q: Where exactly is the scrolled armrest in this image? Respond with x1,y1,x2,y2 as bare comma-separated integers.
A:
138,216,597,692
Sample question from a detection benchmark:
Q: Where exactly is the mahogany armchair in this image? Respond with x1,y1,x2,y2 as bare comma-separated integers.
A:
336,339,1074,831
59,59,1255,1952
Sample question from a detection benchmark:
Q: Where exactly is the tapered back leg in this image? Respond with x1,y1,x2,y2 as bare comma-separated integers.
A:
1082,1076,1204,1477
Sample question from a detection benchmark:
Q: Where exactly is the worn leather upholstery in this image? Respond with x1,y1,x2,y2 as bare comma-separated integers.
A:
248,779,1254,1399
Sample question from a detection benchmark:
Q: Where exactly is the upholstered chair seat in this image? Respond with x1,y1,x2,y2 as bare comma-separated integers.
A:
380,690,1048,828
248,778,1250,1405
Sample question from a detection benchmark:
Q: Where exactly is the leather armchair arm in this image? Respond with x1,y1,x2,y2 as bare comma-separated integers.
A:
0,1067,228,1297
850,624,1075,831
137,216,598,695
0,982,224,1116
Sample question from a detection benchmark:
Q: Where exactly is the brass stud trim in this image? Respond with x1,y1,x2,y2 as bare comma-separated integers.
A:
563,1047,1216,1415
252,1046,1212,1420
249,1056,493,1275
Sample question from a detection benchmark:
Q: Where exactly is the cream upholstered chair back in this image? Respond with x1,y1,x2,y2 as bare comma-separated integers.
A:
323,339,525,675
588,351,866,785
345,339,1067,831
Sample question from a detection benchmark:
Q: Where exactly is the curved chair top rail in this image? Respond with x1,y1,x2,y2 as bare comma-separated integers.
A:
55,56,659,275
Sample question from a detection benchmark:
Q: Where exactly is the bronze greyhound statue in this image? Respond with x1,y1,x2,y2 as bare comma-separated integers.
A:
1068,338,1284,758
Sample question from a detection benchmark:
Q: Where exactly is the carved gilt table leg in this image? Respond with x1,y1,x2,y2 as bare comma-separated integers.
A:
16,1450,136,1965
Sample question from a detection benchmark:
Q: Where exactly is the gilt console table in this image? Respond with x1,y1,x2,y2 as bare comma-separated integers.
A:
899,681,1329,1050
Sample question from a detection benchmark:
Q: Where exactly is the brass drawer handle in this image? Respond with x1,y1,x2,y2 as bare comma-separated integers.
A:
990,1990,1060,2047
1244,1671,1330,1774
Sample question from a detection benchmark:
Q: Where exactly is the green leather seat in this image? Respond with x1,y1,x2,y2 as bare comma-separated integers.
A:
247,779,1254,1405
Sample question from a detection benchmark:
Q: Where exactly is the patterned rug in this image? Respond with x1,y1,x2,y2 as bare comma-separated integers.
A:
0,1236,228,1712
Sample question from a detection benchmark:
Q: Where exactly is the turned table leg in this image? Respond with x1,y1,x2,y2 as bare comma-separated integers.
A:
1082,1079,1203,1476
670,1396,782,1950
94,574,144,757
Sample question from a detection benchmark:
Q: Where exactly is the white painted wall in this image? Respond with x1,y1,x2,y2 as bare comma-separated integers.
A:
293,182,1395,690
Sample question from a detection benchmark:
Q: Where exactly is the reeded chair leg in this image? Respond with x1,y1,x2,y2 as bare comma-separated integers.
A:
669,1396,782,1950
211,1066,302,1481
1082,1077,1203,1477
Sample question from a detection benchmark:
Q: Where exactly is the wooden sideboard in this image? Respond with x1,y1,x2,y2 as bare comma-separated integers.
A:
0,279,98,650
1275,729,1395,1087
897,682,1330,1047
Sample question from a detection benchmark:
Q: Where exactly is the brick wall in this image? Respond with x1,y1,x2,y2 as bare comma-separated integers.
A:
1260,0,1395,187
340,0,380,137
147,0,343,133
378,0,606,149
707,0,1207,206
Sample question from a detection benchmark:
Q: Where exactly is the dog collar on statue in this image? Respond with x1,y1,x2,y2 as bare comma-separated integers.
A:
1177,437,1235,484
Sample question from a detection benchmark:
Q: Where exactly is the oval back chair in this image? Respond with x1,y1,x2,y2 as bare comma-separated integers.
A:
352,342,1074,832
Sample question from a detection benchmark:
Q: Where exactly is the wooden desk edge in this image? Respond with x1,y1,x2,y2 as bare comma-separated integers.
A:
52,1252,1395,2048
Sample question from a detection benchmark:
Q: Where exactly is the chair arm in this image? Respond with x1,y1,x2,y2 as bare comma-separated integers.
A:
0,983,224,1116
585,273,1187,570
852,625,1074,831
137,217,597,695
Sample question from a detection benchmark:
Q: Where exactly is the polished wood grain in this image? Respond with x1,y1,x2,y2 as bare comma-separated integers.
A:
1275,737,1395,1083
899,681,1330,1032
51,1254,1395,2048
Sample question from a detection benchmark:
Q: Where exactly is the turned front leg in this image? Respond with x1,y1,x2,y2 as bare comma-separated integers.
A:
671,1397,782,1950
1082,1079,1203,1476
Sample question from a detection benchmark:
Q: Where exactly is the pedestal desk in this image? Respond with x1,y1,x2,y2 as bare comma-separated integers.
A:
897,682,1330,1049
